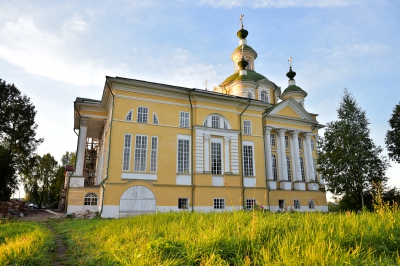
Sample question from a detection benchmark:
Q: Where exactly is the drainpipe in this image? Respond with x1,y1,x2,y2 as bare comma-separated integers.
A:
239,99,251,209
188,89,194,212
100,80,115,215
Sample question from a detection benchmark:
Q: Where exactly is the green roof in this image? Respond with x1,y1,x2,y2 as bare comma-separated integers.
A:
220,70,267,86
282,85,306,94
233,44,257,57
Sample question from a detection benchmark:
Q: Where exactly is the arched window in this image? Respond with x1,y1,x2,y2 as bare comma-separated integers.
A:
126,110,133,121
272,154,278,181
247,91,253,99
203,114,230,129
286,156,291,181
84,192,98,205
260,91,268,103
300,157,305,182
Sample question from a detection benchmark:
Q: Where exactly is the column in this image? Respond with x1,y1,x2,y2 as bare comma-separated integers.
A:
224,137,230,173
277,129,288,180
264,126,273,180
304,133,315,181
290,131,302,181
76,117,89,176
204,134,210,172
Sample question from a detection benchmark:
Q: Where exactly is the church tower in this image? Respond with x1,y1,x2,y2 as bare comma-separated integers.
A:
213,21,281,104
280,63,308,108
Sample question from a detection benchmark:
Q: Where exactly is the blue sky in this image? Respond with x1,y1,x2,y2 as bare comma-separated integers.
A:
1,0,399,196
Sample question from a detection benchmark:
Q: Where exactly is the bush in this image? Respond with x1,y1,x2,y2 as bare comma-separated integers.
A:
49,201,59,209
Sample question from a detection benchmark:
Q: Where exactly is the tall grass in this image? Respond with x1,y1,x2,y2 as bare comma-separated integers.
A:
0,221,54,266
54,210,400,265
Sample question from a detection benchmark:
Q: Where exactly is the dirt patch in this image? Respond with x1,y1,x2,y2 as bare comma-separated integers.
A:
45,221,68,266
18,209,64,222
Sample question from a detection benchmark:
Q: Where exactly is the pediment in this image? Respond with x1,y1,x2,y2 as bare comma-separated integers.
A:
267,98,315,121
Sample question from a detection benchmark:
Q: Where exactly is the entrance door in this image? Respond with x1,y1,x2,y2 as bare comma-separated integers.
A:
119,186,156,217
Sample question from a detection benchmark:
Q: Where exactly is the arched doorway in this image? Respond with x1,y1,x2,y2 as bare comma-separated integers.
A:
119,186,156,217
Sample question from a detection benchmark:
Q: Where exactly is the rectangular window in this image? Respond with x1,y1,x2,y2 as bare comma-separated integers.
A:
294,200,300,209
285,136,289,148
214,198,225,209
153,113,158,124
134,135,147,171
308,200,315,209
122,134,131,171
211,142,222,175
150,137,158,172
243,145,254,176
177,138,190,173
270,133,276,146
137,107,148,123
310,139,315,150
178,198,188,209
279,200,285,209
298,137,302,150
243,120,252,135
180,112,190,127
246,199,256,210
211,115,220,128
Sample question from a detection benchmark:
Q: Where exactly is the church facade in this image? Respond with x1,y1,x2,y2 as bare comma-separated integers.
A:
66,25,327,218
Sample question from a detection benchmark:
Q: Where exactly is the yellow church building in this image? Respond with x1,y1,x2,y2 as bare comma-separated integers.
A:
66,24,327,218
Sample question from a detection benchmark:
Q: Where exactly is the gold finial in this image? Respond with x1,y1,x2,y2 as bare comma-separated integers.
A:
239,14,244,29
288,56,293,68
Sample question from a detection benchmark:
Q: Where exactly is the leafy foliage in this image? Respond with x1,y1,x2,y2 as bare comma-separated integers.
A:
385,102,400,163
0,79,43,200
317,90,388,210
21,153,58,206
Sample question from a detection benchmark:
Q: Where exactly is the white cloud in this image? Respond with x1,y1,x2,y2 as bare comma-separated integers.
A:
200,0,355,9
0,16,119,87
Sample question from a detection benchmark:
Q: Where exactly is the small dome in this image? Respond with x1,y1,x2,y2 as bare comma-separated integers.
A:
237,28,248,39
286,67,296,80
238,57,248,70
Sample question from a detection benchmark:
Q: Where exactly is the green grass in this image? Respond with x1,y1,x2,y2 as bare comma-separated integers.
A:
52,211,400,266
0,221,54,266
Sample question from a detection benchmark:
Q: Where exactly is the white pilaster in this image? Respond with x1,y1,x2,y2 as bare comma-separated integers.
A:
195,132,204,172
230,135,239,174
76,117,89,176
224,137,231,173
264,126,273,180
304,133,315,182
277,129,288,181
204,134,210,172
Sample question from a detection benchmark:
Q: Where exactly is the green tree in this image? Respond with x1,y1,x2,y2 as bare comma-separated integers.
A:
21,153,58,206
61,151,76,167
385,102,400,163
317,90,389,210
0,79,43,200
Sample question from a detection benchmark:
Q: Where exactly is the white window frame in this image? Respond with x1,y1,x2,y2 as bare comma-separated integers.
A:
246,198,256,210
260,91,268,103
126,109,133,121
308,200,315,209
84,192,98,205
270,133,276,146
298,137,302,150
153,112,159,125
211,115,220,128
285,135,289,148
294,200,300,209
272,154,278,181
134,135,147,172
310,138,315,150
122,134,132,171
211,138,223,175
243,141,255,176
214,198,225,209
178,198,189,209
177,135,191,173
286,156,292,181
180,111,190,128
137,107,148,123
150,136,158,173
300,157,306,182
243,120,252,135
